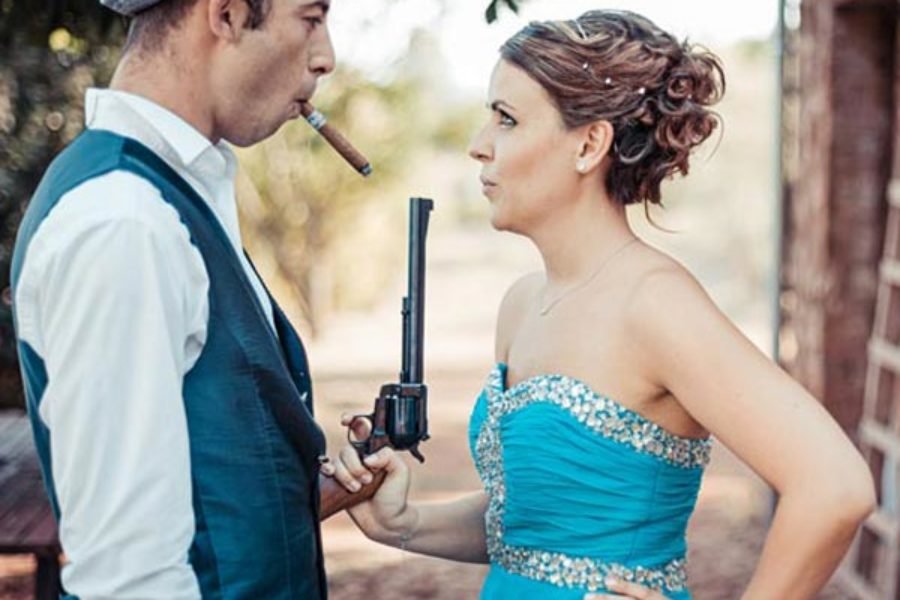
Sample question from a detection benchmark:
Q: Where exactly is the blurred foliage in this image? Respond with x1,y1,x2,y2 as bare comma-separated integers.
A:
484,0,522,24
0,1,124,409
236,62,450,335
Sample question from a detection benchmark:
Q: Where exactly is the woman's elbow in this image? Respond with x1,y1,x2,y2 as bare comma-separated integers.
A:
847,465,877,522
820,459,877,526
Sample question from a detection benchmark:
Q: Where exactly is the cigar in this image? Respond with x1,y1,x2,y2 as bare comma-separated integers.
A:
300,101,372,177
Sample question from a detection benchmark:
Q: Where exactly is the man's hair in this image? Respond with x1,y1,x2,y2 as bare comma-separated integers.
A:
125,0,271,52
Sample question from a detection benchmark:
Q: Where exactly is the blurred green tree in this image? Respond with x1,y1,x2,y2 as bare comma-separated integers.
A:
484,0,521,23
0,1,125,409
237,68,433,336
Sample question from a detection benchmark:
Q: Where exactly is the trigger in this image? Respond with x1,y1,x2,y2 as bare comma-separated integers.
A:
410,445,425,463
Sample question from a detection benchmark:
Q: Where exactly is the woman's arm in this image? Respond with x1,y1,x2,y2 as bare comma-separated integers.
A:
326,442,488,562
631,266,876,600
344,447,489,563
393,491,489,562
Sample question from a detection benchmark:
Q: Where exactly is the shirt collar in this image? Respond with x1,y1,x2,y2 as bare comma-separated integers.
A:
84,88,237,181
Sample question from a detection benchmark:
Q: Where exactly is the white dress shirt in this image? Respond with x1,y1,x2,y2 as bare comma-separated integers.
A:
14,88,275,599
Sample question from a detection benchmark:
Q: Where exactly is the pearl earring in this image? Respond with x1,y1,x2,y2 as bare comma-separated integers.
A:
576,161,587,172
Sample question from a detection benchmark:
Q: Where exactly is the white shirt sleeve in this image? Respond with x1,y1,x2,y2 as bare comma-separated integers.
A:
15,171,208,600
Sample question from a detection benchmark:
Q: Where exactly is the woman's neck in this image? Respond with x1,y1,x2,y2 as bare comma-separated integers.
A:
531,191,636,287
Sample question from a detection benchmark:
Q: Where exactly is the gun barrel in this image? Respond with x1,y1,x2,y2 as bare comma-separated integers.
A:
403,198,433,384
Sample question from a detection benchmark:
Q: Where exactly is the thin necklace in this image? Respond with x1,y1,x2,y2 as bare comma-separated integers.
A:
538,238,639,316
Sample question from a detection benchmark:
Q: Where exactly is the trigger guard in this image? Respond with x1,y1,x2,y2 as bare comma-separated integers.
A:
347,414,374,445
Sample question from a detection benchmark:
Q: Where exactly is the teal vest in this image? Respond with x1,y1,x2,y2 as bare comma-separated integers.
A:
10,130,328,599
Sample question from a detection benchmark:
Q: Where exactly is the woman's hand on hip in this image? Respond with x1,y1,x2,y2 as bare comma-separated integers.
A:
584,577,670,599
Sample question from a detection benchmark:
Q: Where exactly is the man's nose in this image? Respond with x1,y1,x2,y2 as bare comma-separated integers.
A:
309,27,336,76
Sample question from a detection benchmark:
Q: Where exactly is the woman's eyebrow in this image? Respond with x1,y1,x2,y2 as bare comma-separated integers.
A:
489,100,517,113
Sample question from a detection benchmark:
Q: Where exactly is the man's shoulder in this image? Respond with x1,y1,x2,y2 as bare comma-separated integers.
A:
24,169,195,272
51,170,180,234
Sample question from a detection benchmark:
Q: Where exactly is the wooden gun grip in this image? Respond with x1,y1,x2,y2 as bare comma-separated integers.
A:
319,469,387,521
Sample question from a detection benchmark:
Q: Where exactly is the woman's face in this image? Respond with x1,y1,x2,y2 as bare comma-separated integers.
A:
468,59,582,234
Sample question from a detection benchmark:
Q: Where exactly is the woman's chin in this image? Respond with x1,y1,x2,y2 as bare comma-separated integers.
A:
488,213,515,233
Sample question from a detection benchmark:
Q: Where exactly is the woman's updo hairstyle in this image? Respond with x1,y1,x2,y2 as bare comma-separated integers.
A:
500,10,725,207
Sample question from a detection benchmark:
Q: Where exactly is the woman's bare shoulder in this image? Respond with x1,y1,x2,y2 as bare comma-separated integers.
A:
623,245,727,350
494,272,543,363
626,246,708,305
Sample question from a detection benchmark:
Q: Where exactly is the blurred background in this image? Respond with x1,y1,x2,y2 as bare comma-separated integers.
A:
1,0,897,598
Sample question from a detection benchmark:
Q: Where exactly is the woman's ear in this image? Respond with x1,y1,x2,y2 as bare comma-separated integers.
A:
208,0,251,41
575,120,614,174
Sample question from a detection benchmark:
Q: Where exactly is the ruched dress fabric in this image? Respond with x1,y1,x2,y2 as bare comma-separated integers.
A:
468,364,711,600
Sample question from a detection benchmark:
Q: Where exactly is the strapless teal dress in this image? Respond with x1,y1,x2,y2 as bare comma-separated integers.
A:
468,364,711,599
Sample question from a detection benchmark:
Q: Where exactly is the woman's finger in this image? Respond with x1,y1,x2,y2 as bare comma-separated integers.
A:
602,577,667,599
318,456,336,477
349,415,373,441
364,447,408,477
330,457,363,492
339,444,373,484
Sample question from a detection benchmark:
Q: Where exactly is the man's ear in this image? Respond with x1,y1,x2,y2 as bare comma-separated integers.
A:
207,0,251,41
574,120,614,174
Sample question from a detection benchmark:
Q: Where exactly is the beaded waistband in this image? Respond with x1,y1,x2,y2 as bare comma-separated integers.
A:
493,543,687,593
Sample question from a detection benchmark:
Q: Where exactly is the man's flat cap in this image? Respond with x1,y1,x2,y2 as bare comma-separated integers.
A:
100,0,163,16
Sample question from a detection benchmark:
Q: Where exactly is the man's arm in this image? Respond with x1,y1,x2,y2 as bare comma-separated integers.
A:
16,173,207,599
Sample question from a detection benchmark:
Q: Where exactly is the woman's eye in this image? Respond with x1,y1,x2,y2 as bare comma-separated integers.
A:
498,111,517,127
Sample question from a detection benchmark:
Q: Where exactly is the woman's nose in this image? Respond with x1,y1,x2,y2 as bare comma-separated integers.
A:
468,126,492,162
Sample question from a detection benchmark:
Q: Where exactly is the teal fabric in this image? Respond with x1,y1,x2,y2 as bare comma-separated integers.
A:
11,130,327,599
469,363,710,600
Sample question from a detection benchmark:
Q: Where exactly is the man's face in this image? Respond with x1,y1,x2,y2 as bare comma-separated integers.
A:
211,0,335,146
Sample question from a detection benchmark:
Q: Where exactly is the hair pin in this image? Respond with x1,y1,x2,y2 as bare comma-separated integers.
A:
582,62,590,71
604,76,613,86
637,86,647,95
575,19,588,39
